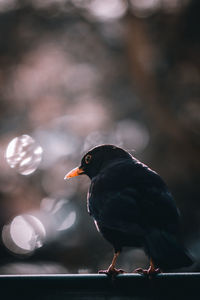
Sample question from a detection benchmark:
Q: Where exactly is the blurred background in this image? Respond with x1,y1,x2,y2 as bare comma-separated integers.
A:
0,0,199,274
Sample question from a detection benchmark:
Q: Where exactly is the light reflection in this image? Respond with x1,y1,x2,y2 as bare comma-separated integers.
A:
40,197,58,213
83,119,149,154
66,98,110,135
5,135,43,175
2,214,46,255
34,129,79,169
41,198,77,232
130,0,160,17
114,119,150,152
57,211,76,231
83,131,108,152
87,0,127,22
51,198,69,215
2,200,77,256
41,197,69,214
83,129,122,153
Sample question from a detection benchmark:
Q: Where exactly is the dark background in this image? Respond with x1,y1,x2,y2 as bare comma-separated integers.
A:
0,0,199,274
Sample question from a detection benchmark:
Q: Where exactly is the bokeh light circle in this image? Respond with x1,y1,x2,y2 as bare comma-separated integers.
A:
2,214,46,255
57,211,76,231
115,119,150,152
88,0,127,22
5,134,43,175
41,197,77,232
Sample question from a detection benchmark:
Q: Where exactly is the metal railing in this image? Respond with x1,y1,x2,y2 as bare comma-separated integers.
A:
0,273,200,299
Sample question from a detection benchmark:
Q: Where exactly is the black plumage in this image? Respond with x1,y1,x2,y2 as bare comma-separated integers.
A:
65,145,192,274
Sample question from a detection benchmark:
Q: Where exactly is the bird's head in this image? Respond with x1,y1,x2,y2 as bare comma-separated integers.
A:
64,144,132,180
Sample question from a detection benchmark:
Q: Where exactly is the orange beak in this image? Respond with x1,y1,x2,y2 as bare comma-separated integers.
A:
64,167,84,180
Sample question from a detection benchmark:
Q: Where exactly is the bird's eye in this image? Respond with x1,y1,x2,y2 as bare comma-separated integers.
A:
85,154,92,164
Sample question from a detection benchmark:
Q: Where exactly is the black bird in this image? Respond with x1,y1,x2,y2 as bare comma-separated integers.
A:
65,145,192,275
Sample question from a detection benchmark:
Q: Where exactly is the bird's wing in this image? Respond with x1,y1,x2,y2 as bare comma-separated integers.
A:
88,159,179,234
88,184,145,235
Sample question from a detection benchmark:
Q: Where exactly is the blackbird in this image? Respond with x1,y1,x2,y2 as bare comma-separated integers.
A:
65,145,192,275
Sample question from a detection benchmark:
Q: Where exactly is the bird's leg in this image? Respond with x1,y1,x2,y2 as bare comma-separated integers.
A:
133,258,161,276
98,251,125,275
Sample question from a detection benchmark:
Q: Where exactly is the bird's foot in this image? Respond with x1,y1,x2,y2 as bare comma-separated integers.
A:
99,267,125,276
133,266,161,277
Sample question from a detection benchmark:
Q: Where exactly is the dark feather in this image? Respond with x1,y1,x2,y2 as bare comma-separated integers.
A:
144,229,193,269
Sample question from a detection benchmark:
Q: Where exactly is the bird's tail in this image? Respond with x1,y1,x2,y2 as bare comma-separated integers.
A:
144,230,193,270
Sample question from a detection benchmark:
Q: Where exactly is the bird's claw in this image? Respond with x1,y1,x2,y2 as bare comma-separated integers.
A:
133,266,161,277
99,267,125,276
